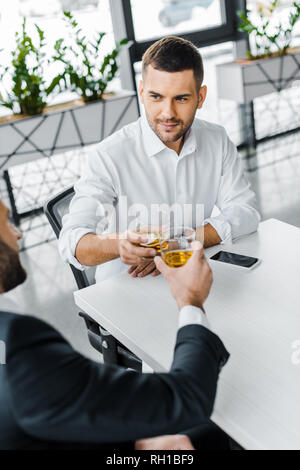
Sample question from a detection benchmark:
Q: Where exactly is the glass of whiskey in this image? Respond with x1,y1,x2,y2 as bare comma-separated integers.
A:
159,226,195,268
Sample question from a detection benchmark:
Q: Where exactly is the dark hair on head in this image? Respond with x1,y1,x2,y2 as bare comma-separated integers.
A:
0,238,27,292
142,36,204,91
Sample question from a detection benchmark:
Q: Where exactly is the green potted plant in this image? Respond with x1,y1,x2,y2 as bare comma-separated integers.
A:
216,1,300,103
0,11,138,227
53,11,129,103
0,11,138,171
0,19,65,116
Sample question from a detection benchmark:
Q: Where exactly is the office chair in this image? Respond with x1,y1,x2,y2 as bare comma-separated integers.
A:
44,186,142,371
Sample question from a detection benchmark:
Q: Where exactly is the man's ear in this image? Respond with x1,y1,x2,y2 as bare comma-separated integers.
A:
139,80,144,104
197,85,207,110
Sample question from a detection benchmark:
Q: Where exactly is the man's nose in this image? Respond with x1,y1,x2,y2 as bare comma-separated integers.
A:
160,100,176,120
11,224,22,240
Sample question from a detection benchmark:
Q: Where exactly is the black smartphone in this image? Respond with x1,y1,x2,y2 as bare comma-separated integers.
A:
210,251,261,270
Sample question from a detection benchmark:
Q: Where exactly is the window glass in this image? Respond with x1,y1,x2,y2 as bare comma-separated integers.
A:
130,0,225,42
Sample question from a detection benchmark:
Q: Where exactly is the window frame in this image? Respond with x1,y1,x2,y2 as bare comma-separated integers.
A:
121,0,247,63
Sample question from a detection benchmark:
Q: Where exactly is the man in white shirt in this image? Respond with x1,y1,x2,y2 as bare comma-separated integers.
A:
59,36,260,283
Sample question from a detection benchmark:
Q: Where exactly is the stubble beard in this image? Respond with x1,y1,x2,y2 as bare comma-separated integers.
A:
0,240,27,293
145,106,198,146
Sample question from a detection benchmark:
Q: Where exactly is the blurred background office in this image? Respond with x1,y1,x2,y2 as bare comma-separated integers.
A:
0,0,299,360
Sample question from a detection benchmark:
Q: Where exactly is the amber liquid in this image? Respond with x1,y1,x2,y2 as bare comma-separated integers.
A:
141,237,168,254
145,238,160,248
163,250,192,268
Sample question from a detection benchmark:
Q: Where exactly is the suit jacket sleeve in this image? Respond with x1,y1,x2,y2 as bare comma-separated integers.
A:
6,315,229,444
181,423,230,450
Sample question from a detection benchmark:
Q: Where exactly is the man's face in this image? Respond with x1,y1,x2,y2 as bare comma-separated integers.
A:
139,66,207,147
0,200,21,252
0,199,26,293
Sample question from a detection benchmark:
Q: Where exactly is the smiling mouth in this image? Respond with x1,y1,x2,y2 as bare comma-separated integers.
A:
160,122,179,130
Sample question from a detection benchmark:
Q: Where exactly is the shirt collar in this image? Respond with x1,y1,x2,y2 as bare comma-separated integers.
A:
180,125,197,158
140,114,197,158
140,115,166,157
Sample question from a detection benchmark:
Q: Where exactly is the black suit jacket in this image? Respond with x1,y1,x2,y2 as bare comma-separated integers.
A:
0,311,229,450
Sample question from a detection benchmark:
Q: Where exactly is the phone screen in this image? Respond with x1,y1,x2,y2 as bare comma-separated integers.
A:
210,251,259,268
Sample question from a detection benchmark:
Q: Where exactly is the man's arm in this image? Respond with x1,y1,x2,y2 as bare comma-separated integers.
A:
202,130,260,245
196,224,222,249
74,223,221,270
75,233,120,266
58,148,119,270
59,149,157,268
75,231,157,267
7,245,229,445
7,316,228,445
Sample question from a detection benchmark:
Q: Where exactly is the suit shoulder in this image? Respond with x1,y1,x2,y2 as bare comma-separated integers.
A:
0,310,20,327
0,311,20,347
8,313,56,336
6,314,62,359
0,312,47,340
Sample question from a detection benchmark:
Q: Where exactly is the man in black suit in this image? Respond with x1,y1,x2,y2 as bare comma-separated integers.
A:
0,198,230,450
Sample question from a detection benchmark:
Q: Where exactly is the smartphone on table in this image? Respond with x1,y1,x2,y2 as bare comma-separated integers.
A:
210,251,261,270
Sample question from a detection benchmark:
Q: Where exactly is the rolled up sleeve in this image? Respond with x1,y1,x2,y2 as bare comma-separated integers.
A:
205,131,261,242
58,148,117,270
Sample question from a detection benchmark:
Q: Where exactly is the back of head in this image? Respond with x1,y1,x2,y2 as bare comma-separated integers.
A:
142,36,204,91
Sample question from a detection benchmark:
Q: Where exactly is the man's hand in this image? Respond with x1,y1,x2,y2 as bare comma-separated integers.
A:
127,226,163,277
154,241,213,311
128,260,161,278
118,231,157,266
135,434,195,451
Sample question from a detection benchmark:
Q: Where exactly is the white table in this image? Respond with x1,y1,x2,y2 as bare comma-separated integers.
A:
74,219,300,450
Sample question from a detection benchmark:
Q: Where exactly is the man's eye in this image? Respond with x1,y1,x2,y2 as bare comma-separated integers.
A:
177,97,187,102
151,95,160,100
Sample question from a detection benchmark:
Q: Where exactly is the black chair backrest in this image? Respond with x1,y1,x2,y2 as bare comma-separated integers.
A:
44,187,143,370
44,187,96,290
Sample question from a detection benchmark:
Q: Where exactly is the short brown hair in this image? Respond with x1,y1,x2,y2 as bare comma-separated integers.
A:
142,36,204,91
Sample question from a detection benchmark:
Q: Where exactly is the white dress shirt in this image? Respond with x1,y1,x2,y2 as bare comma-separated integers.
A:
59,116,260,283
178,305,210,332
